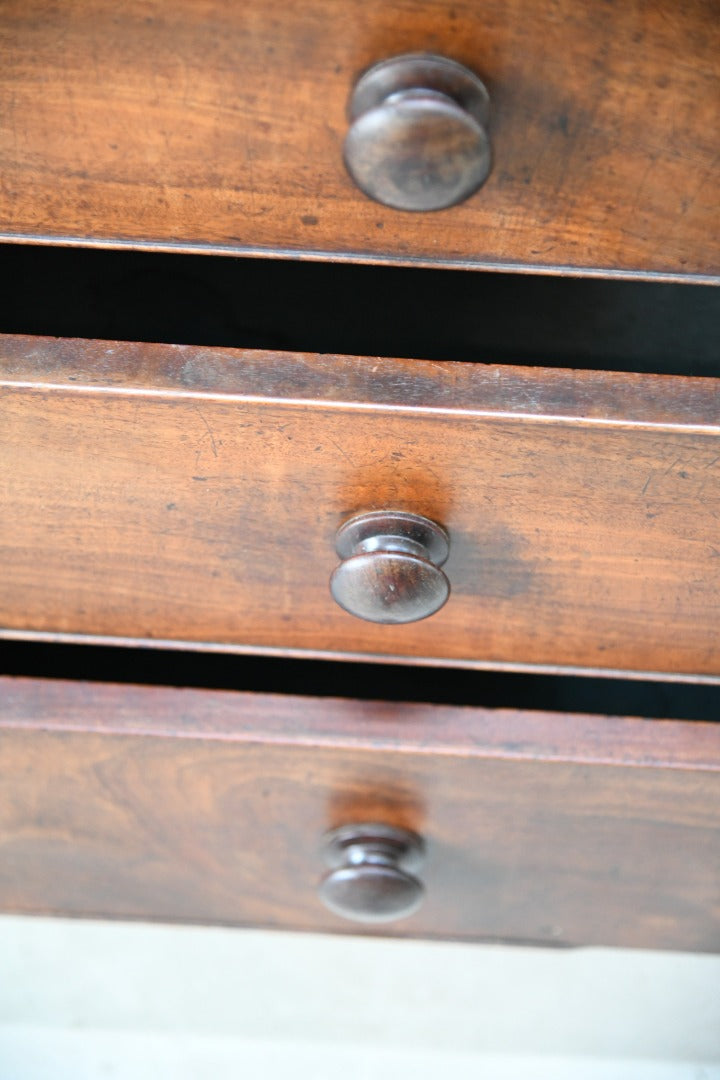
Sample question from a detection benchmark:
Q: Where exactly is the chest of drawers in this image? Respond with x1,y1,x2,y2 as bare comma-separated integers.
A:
0,0,718,951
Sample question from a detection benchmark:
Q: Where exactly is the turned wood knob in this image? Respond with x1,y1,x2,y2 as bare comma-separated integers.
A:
344,53,491,211
319,823,425,924
330,510,450,624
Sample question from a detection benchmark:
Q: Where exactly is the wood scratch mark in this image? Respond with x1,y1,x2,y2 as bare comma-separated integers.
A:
330,437,354,466
195,406,218,457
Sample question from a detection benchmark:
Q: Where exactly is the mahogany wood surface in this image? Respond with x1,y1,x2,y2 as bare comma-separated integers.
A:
1,677,718,950
0,0,718,281
2,335,720,680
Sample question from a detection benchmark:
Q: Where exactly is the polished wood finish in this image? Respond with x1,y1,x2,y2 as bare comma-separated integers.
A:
0,0,717,280
2,334,720,680
1,677,718,950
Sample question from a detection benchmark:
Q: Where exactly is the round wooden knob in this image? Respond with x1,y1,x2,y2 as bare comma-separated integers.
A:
344,53,491,211
330,510,450,624
319,823,425,924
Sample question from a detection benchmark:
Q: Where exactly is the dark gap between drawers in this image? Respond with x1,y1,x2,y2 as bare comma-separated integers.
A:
2,244,719,377
2,641,718,722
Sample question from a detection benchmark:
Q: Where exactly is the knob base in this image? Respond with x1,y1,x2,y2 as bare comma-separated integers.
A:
335,510,449,565
348,54,490,128
323,823,425,874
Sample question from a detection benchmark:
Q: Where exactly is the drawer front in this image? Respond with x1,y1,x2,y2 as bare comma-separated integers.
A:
0,0,717,281
2,335,720,680
1,676,719,951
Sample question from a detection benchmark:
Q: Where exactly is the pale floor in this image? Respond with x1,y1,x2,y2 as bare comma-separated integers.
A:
0,915,718,1079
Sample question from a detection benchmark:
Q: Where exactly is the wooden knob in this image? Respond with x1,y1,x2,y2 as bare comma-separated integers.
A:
330,510,450,624
344,53,491,211
319,823,425,924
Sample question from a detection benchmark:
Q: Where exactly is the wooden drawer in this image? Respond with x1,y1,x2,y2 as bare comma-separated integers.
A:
2,334,720,681
1,675,718,951
0,0,717,281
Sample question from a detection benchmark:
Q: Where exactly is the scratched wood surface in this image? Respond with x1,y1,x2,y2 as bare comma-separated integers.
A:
2,335,720,680
0,0,718,281
2,677,719,950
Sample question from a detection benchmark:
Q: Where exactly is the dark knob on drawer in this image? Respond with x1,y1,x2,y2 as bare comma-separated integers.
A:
330,510,450,624
344,53,491,211
319,823,425,924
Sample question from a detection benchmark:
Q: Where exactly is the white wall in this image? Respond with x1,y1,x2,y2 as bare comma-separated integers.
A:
1,916,718,1079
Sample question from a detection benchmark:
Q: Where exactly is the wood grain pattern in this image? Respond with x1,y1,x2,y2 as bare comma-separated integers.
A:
0,0,718,281
2,335,720,680
1,677,718,950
